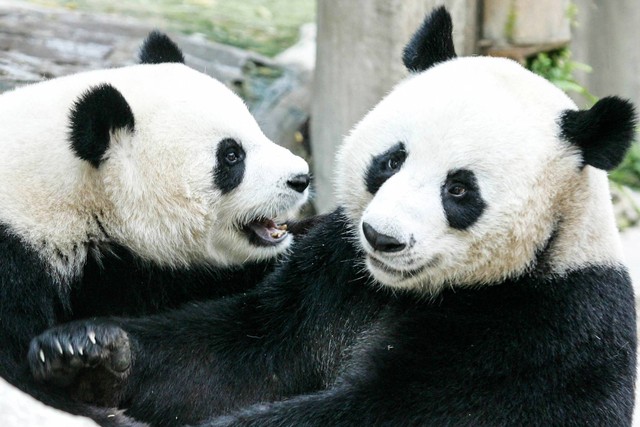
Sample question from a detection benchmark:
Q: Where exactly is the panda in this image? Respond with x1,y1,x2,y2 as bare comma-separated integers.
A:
30,7,637,427
0,31,310,424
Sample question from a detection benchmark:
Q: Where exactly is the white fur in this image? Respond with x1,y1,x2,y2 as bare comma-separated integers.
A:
335,57,624,293
0,63,309,281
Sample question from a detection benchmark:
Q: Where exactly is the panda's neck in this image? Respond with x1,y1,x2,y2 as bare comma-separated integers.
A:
547,167,625,275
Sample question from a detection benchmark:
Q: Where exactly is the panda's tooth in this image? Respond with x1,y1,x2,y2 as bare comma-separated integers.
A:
88,331,96,345
277,224,288,231
271,232,280,238
39,349,45,363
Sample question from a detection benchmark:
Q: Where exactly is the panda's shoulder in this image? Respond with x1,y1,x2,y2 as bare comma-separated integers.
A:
287,209,360,268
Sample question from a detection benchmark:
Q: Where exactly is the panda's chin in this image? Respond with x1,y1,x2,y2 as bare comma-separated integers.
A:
243,218,290,247
365,255,437,290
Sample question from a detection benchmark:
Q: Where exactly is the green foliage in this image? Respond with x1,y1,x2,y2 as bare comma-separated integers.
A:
527,48,597,105
28,0,315,57
565,1,579,28
527,48,640,191
610,141,640,190
503,0,517,43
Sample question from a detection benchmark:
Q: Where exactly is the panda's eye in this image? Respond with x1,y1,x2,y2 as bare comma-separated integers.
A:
384,150,407,172
365,142,407,195
448,184,467,197
225,150,240,165
218,139,245,167
386,155,402,171
441,169,486,230
215,139,245,194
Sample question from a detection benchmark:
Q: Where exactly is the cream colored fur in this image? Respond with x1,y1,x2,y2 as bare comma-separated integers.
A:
335,57,624,293
0,63,308,282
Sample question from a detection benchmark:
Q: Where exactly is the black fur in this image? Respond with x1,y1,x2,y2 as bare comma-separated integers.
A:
139,31,185,64
402,6,456,73
69,84,135,168
441,169,486,230
560,96,637,171
32,209,637,426
0,221,276,425
214,138,246,194
364,142,406,194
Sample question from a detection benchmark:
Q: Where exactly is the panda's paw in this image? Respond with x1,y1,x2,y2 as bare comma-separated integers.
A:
28,321,131,387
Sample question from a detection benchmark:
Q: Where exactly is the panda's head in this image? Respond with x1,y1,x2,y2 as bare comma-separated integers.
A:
336,7,636,293
68,33,310,267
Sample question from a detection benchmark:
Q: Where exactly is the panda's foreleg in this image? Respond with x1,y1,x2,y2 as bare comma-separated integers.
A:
27,291,328,423
28,320,131,405
192,384,386,427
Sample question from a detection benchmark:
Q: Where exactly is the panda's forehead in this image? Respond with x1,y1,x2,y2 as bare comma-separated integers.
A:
355,57,575,172
102,64,266,146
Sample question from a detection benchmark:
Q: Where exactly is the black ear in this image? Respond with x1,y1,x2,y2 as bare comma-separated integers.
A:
139,31,185,64
69,84,135,168
402,6,457,73
560,97,637,171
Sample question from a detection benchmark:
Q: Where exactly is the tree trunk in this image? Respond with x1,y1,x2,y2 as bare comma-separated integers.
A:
570,0,640,109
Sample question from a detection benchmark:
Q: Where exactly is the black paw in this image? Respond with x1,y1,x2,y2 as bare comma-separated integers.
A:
29,321,131,387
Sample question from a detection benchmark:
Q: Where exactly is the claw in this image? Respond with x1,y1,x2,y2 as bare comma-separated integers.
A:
78,347,83,356
39,349,45,363
54,339,63,355
88,331,96,345
67,344,74,355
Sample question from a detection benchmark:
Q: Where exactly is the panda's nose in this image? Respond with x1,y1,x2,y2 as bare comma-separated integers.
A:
287,174,310,193
362,222,406,253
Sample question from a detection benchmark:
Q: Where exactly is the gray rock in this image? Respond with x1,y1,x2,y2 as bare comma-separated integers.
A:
0,377,98,427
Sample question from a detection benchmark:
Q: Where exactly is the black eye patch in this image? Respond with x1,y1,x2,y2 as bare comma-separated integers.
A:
214,138,245,194
365,142,407,194
441,169,485,230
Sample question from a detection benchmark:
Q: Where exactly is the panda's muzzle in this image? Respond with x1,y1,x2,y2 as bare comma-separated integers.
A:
243,218,289,247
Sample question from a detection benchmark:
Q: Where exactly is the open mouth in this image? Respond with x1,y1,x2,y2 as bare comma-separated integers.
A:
243,218,289,247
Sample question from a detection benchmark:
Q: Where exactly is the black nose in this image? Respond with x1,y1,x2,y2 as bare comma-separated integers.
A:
287,174,310,193
362,222,406,253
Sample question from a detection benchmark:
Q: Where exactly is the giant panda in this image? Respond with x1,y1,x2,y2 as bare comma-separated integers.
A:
30,8,637,427
0,32,310,424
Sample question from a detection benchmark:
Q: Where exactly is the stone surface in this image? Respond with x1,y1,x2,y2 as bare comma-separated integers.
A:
0,378,98,427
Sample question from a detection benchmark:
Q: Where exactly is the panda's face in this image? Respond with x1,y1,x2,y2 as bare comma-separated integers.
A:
336,57,584,292
91,64,309,267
